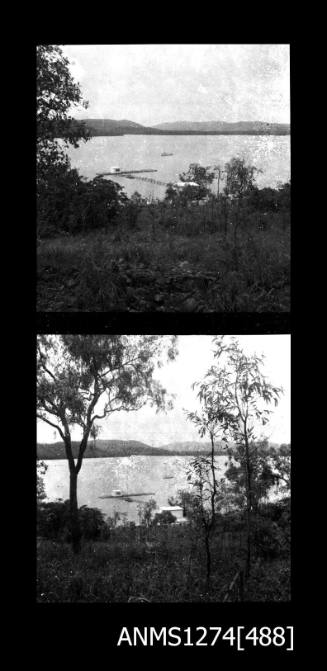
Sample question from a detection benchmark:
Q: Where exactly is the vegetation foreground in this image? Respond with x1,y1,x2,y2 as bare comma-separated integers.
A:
37,188,290,313
37,501,290,603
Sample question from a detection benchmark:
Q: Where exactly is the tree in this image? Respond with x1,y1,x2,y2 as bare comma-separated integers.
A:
188,336,282,577
137,498,157,527
224,438,281,513
37,45,92,237
224,157,261,199
90,423,101,451
37,44,89,181
36,47,131,238
164,183,177,203
37,460,48,502
165,163,215,204
168,490,197,518
187,389,234,591
38,172,128,237
152,510,176,526
37,335,178,552
179,163,215,201
267,443,291,496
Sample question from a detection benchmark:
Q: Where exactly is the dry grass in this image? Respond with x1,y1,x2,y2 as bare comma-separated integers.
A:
37,201,290,312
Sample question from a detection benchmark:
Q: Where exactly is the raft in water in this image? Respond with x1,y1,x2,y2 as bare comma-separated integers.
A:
99,491,155,499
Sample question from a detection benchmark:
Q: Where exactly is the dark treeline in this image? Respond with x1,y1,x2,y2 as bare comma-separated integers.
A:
85,129,291,136
52,117,290,137
37,440,291,460
37,168,290,239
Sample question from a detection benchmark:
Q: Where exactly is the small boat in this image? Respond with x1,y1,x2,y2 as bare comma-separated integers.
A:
163,464,174,479
161,152,173,157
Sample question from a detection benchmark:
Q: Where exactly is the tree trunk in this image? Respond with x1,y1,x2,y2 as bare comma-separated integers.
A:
205,532,211,593
243,428,253,578
69,468,81,554
245,512,251,579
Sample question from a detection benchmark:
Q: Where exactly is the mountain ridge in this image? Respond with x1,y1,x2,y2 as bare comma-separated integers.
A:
81,118,290,136
152,120,290,133
37,439,285,460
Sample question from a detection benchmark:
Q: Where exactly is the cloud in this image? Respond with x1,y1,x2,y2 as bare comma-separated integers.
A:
61,44,290,125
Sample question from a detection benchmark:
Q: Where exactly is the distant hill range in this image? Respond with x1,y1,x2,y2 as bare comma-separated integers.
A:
152,120,290,134
82,118,290,137
82,119,160,136
37,439,284,460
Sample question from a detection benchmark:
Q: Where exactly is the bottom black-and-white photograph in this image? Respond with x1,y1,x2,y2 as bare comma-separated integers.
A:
36,334,290,603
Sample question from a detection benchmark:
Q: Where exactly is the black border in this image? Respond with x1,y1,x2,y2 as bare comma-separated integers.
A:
37,313,291,334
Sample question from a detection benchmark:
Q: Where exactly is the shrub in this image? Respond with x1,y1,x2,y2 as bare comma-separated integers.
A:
37,460,48,501
152,511,177,525
37,500,107,541
253,511,290,560
245,182,290,212
37,166,128,237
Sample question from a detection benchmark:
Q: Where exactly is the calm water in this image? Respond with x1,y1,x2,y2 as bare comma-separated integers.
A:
42,455,281,524
43,455,228,523
66,135,291,201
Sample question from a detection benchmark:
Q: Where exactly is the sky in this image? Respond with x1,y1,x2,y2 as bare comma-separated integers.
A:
37,335,290,446
61,44,290,126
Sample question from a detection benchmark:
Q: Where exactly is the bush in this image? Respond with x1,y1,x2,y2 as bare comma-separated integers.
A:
253,508,290,560
152,511,177,525
37,166,128,237
245,182,290,212
37,500,107,541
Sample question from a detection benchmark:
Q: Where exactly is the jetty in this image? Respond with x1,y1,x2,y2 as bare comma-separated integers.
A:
96,169,168,188
124,175,168,186
99,491,155,499
96,169,158,177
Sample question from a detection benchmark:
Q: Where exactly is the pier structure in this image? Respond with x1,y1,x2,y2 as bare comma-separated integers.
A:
96,169,169,188
96,169,158,177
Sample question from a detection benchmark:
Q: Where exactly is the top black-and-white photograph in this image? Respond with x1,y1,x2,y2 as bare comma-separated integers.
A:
37,44,290,313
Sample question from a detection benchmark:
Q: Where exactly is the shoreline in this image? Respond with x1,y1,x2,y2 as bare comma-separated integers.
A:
56,131,290,140
37,451,229,460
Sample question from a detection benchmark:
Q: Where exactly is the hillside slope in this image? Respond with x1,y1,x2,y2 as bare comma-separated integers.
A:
37,439,216,459
37,439,285,459
81,119,290,136
152,120,290,134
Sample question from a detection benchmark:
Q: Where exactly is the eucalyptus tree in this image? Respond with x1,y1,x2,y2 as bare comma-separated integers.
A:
90,423,101,452
266,443,291,497
37,44,89,180
37,335,178,552
37,460,48,502
188,336,282,578
186,384,234,592
223,158,261,199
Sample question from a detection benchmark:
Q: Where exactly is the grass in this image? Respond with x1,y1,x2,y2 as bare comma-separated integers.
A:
37,199,290,312
36,524,290,603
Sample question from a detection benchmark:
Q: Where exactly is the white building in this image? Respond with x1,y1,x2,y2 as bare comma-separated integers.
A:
174,181,199,189
159,506,189,524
